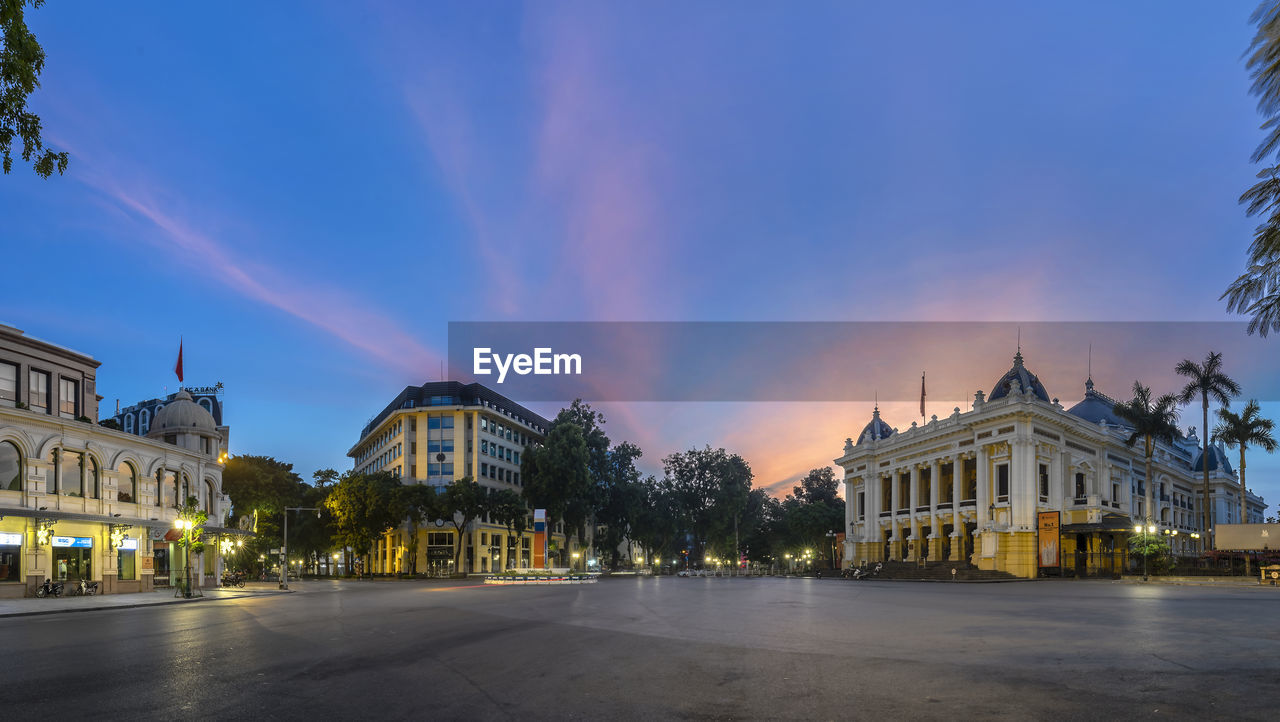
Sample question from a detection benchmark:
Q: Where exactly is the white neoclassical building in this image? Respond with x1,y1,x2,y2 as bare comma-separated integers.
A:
835,351,1265,579
0,324,238,597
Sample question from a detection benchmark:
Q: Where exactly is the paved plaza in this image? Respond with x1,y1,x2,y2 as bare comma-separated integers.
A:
2,577,1276,720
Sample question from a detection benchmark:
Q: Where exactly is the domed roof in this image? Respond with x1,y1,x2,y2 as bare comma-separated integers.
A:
1192,442,1233,475
856,407,895,445
1066,378,1130,427
149,390,217,435
988,351,1051,403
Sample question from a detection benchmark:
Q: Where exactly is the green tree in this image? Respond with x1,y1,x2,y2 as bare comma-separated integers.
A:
489,488,528,571
629,476,681,568
1128,531,1172,575
1224,3,1280,335
594,441,643,569
1,0,67,177
222,455,307,559
1213,400,1277,530
442,476,487,573
663,446,754,563
1112,381,1180,530
1175,352,1240,548
521,422,590,565
396,483,439,575
323,471,402,577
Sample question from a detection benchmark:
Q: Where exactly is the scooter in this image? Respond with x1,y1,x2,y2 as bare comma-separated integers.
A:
72,579,99,596
35,579,64,598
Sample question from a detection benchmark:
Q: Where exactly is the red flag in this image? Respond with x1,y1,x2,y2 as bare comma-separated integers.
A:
174,338,184,383
920,372,926,418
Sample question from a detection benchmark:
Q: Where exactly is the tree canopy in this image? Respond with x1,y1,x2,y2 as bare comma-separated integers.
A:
1,0,68,177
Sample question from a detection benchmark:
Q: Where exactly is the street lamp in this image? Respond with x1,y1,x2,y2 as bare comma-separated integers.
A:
571,551,580,572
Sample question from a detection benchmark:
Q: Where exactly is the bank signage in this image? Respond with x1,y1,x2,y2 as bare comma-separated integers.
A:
119,538,138,550
52,536,94,548
1037,512,1060,568
0,532,22,545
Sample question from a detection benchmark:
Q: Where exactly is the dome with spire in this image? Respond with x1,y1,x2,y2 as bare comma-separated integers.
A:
856,407,895,445
1192,441,1234,475
988,350,1051,403
149,389,217,435
1066,377,1129,427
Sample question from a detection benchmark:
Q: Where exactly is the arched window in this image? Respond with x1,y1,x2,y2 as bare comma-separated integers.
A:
60,450,83,497
88,457,100,499
155,469,163,507
0,441,21,491
124,413,135,434
205,479,216,513
178,473,188,509
47,449,58,493
117,462,136,503
198,398,213,414
139,409,150,435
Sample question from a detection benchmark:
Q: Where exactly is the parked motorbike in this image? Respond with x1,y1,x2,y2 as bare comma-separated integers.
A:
35,579,64,598
849,562,883,580
72,579,99,596
221,571,246,588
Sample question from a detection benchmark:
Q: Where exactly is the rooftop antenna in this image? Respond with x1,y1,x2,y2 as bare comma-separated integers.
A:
1087,343,1092,381
1017,326,1021,353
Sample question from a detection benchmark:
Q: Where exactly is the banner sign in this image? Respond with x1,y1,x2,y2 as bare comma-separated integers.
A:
1038,511,1060,568
141,556,154,571
0,532,22,545
52,536,93,548
119,538,138,551
533,509,547,569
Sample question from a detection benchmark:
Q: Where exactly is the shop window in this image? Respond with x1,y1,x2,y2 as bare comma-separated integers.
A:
1038,464,1049,500
0,440,21,491
0,531,20,581
117,538,137,581
53,539,93,581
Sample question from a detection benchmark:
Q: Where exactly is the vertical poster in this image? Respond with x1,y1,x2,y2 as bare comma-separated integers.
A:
533,509,546,569
1038,511,1060,568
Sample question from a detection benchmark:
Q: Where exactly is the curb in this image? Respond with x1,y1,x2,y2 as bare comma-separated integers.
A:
0,589,293,619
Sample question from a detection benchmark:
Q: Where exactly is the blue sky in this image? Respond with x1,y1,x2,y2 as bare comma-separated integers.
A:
2,2,1278,506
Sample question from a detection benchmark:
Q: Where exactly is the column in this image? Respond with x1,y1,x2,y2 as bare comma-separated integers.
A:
926,460,939,559
1012,439,1035,530
976,445,990,529
890,469,900,518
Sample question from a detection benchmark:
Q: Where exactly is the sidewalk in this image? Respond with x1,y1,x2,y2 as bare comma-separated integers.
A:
0,581,292,619
1115,575,1279,588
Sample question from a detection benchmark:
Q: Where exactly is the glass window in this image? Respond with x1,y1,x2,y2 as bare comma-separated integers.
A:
124,413,134,434
442,463,453,476
429,439,441,453
117,544,136,581
0,362,15,404
480,440,488,455
116,462,136,503
441,438,454,452
28,369,49,412
59,378,78,418
0,441,21,491
61,450,83,496
1038,464,1049,499
88,457,100,499
442,415,454,428
1075,473,1086,499
996,464,1009,500
0,537,19,581
428,416,441,430
140,409,150,434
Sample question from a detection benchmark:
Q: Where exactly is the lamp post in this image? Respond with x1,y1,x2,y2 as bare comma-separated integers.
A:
825,530,838,571
282,506,320,590
1133,524,1156,581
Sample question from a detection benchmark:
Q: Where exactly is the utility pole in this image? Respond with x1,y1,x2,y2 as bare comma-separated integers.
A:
282,506,320,590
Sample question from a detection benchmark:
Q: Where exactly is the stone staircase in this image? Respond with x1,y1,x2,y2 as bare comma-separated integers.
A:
869,560,1021,582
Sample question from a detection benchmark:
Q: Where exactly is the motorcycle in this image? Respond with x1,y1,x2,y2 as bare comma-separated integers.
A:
221,571,246,588
849,562,883,580
71,579,99,596
35,579,64,598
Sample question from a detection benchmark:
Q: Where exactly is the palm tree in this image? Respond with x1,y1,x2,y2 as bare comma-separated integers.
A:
1113,382,1181,532
1212,400,1277,531
1223,4,1280,335
1175,352,1241,550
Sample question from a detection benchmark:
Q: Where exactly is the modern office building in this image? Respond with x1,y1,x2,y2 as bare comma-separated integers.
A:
0,324,237,597
348,381,568,574
835,351,1266,579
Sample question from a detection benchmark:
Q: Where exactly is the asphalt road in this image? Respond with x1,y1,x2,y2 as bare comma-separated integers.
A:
2,577,1277,720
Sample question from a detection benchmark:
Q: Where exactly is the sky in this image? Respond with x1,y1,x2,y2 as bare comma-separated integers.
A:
2,2,1279,508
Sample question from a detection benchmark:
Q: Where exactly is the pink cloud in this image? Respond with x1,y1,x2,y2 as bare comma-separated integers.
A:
81,169,439,378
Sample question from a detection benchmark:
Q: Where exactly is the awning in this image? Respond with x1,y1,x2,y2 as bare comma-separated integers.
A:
0,507,171,529
1062,513,1135,534
162,528,183,542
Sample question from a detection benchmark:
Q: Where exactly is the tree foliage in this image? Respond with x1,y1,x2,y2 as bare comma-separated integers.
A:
442,476,487,571
1224,3,1280,335
323,470,402,572
521,420,590,558
1112,381,1180,525
0,0,68,177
